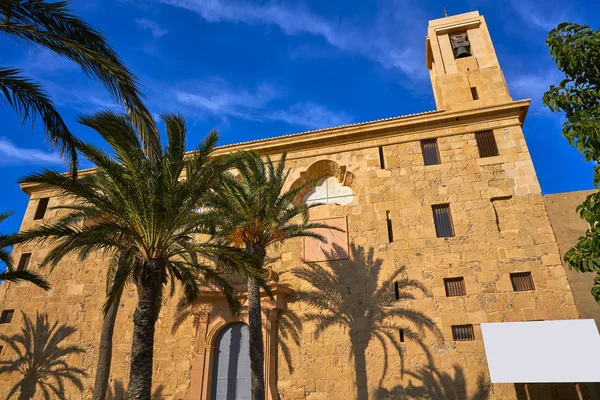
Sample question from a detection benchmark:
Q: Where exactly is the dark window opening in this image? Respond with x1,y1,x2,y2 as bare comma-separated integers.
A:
17,253,31,271
444,277,466,297
452,324,474,341
511,272,535,291
399,328,405,342
0,310,14,324
394,281,400,300
432,204,454,238
471,87,479,100
33,198,50,220
475,130,499,158
0,345,3,355
378,146,386,169
421,139,441,166
386,211,393,243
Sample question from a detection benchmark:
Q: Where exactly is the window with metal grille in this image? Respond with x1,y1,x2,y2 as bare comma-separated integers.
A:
0,310,14,324
510,272,535,291
432,204,454,238
452,324,474,341
33,198,49,220
17,253,31,271
444,277,466,297
475,130,499,158
421,139,441,165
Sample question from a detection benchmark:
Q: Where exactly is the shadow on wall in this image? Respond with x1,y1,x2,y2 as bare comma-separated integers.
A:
107,379,164,399
291,243,440,400
375,361,490,400
0,312,86,399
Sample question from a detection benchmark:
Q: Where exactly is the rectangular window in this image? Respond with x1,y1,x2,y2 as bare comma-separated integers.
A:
0,345,3,355
452,324,475,341
471,87,479,100
0,310,14,324
399,328,405,342
421,139,441,166
386,211,393,243
393,281,400,300
432,204,454,238
511,272,535,291
444,277,466,297
475,130,499,158
378,146,386,169
33,198,50,220
17,253,31,271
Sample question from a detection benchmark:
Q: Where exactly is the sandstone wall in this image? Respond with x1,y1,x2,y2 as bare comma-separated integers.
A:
0,112,581,399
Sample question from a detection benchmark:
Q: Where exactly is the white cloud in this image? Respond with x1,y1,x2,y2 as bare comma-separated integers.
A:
509,0,567,31
159,79,352,129
135,18,168,37
0,138,63,166
269,102,352,130
157,0,427,78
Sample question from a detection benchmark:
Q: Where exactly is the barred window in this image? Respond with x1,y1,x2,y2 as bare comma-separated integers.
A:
444,277,466,297
17,253,31,271
510,272,535,291
34,198,49,220
475,130,499,158
452,324,474,341
432,204,454,238
421,139,441,166
0,310,14,324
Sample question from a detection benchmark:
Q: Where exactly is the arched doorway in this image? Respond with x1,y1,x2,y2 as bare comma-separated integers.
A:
211,322,251,400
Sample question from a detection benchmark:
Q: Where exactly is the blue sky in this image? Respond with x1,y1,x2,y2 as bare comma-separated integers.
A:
0,0,598,233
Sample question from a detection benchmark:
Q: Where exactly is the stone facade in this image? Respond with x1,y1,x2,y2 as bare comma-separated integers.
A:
544,190,600,328
0,10,589,400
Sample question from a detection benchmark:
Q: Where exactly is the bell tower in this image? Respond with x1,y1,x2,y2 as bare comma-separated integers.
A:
426,11,512,112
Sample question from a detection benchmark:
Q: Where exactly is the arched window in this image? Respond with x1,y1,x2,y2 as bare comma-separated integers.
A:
303,176,354,206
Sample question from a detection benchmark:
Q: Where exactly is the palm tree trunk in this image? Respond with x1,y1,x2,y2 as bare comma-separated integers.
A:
247,248,266,400
127,259,163,399
92,289,122,400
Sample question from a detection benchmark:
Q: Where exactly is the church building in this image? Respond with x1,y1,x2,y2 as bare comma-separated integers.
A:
1,10,598,400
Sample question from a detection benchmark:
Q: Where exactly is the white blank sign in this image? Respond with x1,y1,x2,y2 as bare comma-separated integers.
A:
481,319,600,383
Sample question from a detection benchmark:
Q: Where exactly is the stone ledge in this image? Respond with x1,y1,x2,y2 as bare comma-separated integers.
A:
477,156,503,166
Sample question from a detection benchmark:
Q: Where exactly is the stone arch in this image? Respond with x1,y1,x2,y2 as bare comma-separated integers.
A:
291,159,358,204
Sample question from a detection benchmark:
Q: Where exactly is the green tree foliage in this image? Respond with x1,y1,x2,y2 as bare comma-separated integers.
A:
14,111,260,398
0,0,159,175
0,212,49,290
543,22,600,302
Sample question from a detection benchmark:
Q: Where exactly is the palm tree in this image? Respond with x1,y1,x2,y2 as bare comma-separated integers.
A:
0,0,159,175
0,212,49,290
293,244,438,400
0,312,86,399
207,151,339,400
14,111,260,399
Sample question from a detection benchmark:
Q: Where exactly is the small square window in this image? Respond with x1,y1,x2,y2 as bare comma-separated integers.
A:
0,310,14,324
511,272,535,291
33,198,50,220
432,204,455,238
444,277,466,297
452,324,474,341
475,131,499,158
421,139,441,166
17,253,31,271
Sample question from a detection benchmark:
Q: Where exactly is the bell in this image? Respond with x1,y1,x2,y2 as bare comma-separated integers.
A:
455,46,471,59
